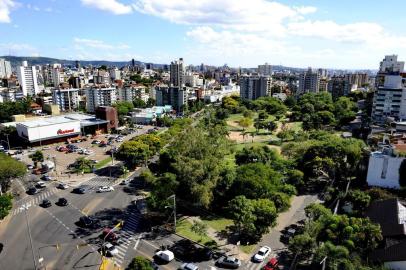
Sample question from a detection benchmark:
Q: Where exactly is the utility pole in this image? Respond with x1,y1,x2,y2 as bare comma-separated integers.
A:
166,194,176,229
5,133,10,150
24,205,37,270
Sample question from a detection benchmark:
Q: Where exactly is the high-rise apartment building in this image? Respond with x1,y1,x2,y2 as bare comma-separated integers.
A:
17,61,39,96
239,75,272,100
372,55,406,123
52,88,80,112
328,76,350,100
155,85,186,112
86,87,117,113
0,58,12,78
298,68,320,94
52,68,65,86
258,63,272,76
119,85,147,102
170,58,185,87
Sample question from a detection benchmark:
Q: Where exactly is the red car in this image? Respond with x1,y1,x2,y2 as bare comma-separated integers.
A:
263,258,279,270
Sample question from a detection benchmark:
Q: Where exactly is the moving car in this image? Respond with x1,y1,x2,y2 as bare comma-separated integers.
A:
263,258,279,270
92,140,101,144
102,243,119,256
57,183,68,190
27,187,38,195
180,263,199,270
120,179,130,185
41,199,52,208
98,186,114,193
155,250,174,263
73,185,90,194
217,256,241,269
253,246,271,262
79,216,99,228
57,198,68,206
41,175,54,181
101,228,120,243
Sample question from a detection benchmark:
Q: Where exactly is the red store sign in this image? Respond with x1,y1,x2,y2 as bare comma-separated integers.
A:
57,129,75,135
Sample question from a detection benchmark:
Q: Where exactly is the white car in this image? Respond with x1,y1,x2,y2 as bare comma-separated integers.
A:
98,186,114,193
155,250,174,262
103,243,119,256
253,246,271,262
57,183,69,190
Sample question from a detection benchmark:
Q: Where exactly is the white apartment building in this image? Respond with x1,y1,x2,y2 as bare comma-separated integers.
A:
119,85,147,102
52,88,80,112
258,63,272,76
298,67,320,94
0,88,24,103
0,58,12,78
17,61,40,96
110,68,121,80
367,150,404,189
184,72,202,87
86,87,117,113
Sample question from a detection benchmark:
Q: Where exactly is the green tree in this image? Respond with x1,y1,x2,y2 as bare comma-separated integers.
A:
0,153,26,192
346,190,371,213
133,98,146,108
228,195,256,236
117,140,151,168
114,101,134,116
191,220,208,241
0,194,13,219
127,256,153,270
74,157,94,173
243,110,254,119
30,150,44,166
235,146,279,166
289,233,317,261
239,117,252,131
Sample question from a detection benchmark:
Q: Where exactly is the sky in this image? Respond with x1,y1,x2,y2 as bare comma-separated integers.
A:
0,0,406,69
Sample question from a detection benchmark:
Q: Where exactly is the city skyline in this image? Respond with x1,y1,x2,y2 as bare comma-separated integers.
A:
1,0,406,69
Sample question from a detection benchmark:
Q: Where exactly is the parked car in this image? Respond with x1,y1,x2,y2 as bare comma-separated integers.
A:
263,258,279,270
57,197,68,206
281,228,296,243
217,256,241,269
253,246,271,262
42,146,51,150
155,250,174,263
41,199,52,208
41,175,54,181
120,179,130,185
180,263,199,270
98,186,114,193
92,140,101,144
27,187,38,195
57,183,68,190
36,181,46,188
27,164,34,170
102,243,119,256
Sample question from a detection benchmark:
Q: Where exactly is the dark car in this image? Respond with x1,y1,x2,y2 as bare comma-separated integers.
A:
79,216,99,229
27,187,38,195
41,199,52,208
57,198,68,206
73,185,89,194
217,256,241,269
101,228,120,243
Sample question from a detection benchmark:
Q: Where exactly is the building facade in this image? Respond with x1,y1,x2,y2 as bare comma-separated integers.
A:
239,75,271,100
0,58,12,78
52,88,80,112
258,63,272,76
298,68,320,94
17,61,40,96
170,58,185,87
86,87,117,113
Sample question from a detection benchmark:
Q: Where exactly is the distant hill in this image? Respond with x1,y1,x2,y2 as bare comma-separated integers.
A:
0,56,148,69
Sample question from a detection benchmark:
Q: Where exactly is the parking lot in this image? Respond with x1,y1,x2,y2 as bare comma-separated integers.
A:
14,125,157,188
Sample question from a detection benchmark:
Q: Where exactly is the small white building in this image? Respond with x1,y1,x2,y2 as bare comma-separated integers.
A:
366,150,404,189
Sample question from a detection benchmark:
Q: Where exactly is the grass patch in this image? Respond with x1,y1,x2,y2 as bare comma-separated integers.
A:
176,219,217,246
201,218,233,232
239,244,256,254
95,157,113,169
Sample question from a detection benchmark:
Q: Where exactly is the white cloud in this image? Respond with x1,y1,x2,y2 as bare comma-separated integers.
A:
133,0,406,68
0,0,16,23
81,0,133,15
0,42,40,56
74,38,131,50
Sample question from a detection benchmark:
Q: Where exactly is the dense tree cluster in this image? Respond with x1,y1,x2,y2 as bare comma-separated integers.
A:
289,204,383,270
127,256,153,270
290,93,357,130
0,153,26,192
0,99,32,123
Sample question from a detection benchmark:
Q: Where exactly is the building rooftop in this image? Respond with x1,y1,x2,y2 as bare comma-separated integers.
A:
17,116,78,128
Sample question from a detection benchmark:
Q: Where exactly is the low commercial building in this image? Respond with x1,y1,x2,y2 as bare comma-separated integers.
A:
130,106,172,124
15,114,109,145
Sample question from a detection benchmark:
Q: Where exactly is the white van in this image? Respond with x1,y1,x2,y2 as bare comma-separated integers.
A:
155,250,174,262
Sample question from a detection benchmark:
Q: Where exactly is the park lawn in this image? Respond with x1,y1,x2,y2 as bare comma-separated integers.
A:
201,218,233,232
95,157,113,169
176,219,216,246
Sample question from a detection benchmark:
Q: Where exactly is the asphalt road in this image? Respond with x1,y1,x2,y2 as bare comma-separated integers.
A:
0,175,139,270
